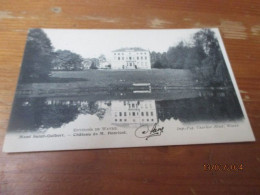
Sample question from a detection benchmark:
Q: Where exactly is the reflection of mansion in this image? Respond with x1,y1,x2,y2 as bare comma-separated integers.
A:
111,100,157,125
111,48,151,69
45,99,89,106
45,98,158,125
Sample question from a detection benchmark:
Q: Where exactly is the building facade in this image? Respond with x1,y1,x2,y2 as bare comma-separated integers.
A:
111,48,151,69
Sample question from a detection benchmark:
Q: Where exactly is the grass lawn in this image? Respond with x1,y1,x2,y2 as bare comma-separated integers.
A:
51,69,195,87
17,69,196,97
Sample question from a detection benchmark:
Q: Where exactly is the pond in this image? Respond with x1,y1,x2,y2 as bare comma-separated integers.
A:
8,88,244,132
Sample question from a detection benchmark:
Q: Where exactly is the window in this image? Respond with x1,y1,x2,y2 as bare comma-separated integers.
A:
115,119,117,121
147,119,149,121
141,57,143,60
129,57,132,60
133,112,135,116
124,119,127,121
137,57,139,60
141,112,144,116
146,112,149,116
119,112,122,116
151,112,153,116
120,119,122,122
145,57,147,60
132,103,135,108
118,57,120,60
124,112,127,116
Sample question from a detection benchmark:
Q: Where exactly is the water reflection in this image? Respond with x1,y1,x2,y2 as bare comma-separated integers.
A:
111,100,157,125
8,89,244,132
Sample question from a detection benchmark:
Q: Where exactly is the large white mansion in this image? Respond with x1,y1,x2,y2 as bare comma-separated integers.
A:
111,48,151,69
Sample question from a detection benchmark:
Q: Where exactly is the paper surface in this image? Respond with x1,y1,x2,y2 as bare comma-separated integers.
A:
3,28,255,153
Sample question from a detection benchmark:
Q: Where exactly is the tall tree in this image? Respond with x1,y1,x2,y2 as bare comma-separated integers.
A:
167,41,190,69
19,29,53,83
192,29,231,86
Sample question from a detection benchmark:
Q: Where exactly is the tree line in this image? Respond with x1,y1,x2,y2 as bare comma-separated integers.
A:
19,29,98,83
150,29,232,86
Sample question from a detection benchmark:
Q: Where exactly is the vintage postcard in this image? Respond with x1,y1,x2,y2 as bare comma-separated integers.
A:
3,28,255,152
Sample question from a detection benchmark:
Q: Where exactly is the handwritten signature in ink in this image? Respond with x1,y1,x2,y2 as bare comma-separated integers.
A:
135,123,164,140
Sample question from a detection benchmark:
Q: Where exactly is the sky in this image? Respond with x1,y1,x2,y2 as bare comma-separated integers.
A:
44,29,202,59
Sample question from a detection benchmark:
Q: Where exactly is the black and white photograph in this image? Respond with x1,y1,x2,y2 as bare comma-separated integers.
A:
3,28,255,152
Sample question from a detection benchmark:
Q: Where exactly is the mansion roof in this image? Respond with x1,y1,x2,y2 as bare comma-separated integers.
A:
112,47,148,52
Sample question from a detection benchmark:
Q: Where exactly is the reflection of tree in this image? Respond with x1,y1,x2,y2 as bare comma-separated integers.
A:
41,104,80,129
156,90,244,123
78,101,106,119
8,99,109,132
9,98,80,131
96,109,106,119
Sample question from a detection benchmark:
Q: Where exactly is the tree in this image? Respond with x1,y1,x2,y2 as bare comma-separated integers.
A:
194,29,220,71
153,61,164,69
90,61,98,69
184,46,206,70
52,50,83,70
99,54,106,62
19,29,53,83
167,41,189,69
191,29,231,86
150,51,169,68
